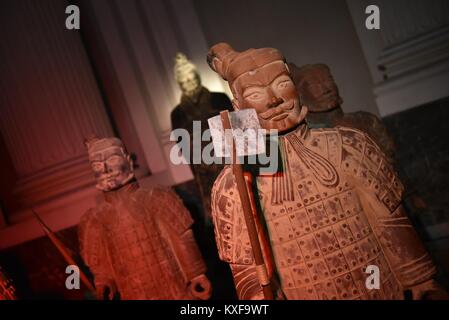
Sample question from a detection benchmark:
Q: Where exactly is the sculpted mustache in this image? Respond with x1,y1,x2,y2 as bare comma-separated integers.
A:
259,102,294,120
99,173,120,180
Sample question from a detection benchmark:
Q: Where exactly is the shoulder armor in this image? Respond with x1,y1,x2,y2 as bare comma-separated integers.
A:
78,208,106,268
211,166,254,265
146,186,193,234
306,128,342,168
338,126,404,213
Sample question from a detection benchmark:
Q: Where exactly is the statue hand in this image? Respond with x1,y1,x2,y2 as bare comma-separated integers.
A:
410,279,449,300
95,279,118,300
188,274,212,300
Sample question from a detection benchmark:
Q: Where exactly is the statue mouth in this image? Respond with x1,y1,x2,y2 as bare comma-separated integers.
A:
271,113,289,121
259,101,295,120
101,173,119,182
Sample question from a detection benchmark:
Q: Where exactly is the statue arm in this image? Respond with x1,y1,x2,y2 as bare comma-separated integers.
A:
169,228,208,283
78,210,115,290
358,186,438,290
153,188,207,282
366,113,396,161
229,264,264,299
211,167,267,300
339,128,440,296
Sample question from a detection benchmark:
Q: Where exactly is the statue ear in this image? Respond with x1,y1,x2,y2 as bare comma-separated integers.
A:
232,98,241,111
300,105,309,118
126,153,134,171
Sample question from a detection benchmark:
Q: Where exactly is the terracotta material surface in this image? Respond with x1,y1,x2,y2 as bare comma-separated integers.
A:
208,43,307,133
79,137,211,300
207,43,443,300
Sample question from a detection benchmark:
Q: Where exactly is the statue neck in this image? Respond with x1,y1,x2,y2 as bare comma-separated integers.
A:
281,122,309,141
103,180,139,203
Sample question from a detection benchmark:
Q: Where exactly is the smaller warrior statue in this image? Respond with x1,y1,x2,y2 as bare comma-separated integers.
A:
171,53,233,222
78,136,211,300
289,63,396,160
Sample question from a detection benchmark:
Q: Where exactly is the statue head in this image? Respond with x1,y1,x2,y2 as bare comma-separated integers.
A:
85,136,134,192
207,43,307,133
174,53,202,99
290,63,343,113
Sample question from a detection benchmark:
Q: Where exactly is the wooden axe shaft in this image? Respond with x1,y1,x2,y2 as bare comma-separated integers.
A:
220,111,273,300
32,210,96,293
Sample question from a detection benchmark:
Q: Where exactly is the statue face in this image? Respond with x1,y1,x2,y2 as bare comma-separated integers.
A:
177,69,201,97
299,68,341,112
233,61,304,132
89,146,134,192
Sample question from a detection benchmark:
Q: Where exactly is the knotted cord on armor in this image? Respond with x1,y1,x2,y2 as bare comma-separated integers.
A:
287,133,339,187
271,139,295,205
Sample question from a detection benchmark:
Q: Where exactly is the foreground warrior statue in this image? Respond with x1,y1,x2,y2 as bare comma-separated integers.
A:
78,136,211,300
171,53,233,222
207,43,446,300
289,63,395,160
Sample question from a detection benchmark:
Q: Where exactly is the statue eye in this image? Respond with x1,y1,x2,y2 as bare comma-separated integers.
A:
244,89,265,100
278,80,291,89
91,162,104,172
106,155,122,165
248,92,261,99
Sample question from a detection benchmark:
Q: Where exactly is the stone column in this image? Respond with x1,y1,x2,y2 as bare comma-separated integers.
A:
0,0,115,246
0,0,114,215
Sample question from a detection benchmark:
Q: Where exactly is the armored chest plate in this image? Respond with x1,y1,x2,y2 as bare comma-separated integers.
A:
103,205,186,299
253,134,402,299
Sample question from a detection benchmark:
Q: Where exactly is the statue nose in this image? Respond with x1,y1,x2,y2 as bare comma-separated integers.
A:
268,96,284,109
103,163,111,173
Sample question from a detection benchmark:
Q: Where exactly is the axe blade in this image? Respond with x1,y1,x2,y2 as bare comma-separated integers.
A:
208,108,266,157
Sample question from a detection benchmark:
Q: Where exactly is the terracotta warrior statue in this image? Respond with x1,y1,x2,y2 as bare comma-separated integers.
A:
171,53,233,223
78,136,211,300
289,63,395,160
207,43,446,300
